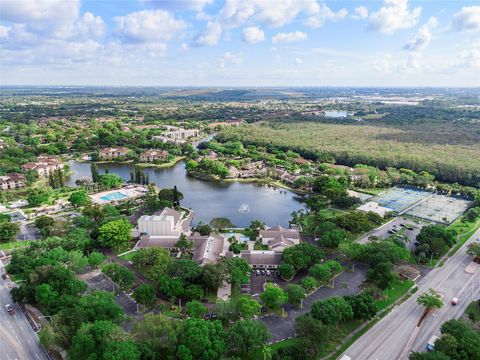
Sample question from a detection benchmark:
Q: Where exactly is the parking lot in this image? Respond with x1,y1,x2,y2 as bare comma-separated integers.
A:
358,216,429,251
248,269,282,295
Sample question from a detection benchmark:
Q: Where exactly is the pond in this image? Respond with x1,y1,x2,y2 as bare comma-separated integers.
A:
66,160,305,227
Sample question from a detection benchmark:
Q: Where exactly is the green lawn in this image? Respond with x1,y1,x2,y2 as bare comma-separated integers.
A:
318,208,345,219
119,251,137,262
465,301,480,323
448,218,480,256
375,279,414,311
354,188,385,196
0,241,32,251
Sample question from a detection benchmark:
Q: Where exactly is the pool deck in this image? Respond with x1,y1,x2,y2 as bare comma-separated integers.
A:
90,185,149,204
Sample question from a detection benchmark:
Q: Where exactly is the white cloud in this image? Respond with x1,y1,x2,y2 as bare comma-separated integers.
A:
459,40,480,69
193,20,222,46
242,26,265,44
369,0,422,34
115,10,186,43
218,51,243,68
142,0,214,12
451,6,480,32
305,3,348,28
0,0,80,28
352,6,369,20
295,57,303,66
272,31,307,44
0,25,10,38
404,17,438,52
180,42,189,51
76,12,106,39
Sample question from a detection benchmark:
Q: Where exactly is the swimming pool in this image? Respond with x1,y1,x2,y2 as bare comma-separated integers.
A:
225,232,250,242
100,191,128,202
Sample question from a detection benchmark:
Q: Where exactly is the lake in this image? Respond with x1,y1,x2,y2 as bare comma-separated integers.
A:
324,110,350,118
66,160,305,227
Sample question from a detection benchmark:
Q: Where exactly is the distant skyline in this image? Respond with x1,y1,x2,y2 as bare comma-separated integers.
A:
0,0,479,87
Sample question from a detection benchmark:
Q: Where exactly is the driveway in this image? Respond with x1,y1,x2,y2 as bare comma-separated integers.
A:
259,264,367,342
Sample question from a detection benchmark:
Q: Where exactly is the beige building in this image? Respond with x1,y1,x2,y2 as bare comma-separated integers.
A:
0,173,26,190
136,207,194,249
21,155,64,177
99,147,130,160
140,149,168,162
259,226,300,252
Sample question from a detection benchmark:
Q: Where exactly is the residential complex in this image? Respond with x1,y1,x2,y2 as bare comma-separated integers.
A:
0,173,26,190
21,155,64,177
140,149,168,162
99,147,130,160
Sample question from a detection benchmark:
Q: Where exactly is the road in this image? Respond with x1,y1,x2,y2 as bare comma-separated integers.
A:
0,275,48,360
342,228,480,360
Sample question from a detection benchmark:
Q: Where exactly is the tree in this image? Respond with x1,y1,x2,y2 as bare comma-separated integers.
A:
409,351,451,360
310,296,353,326
301,276,318,292
35,215,55,238
176,318,226,360
91,163,99,183
99,173,123,189
102,263,135,290
176,234,194,251
440,319,480,359
27,188,52,206
415,225,455,259
131,314,180,356
194,222,212,236
202,263,227,291
185,300,208,318
133,284,156,307
466,242,480,258
210,217,234,230
0,221,19,243
184,284,204,301
367,262,397,289
345,293,378,320
248,220,266,238
168,259,203,282
158,188,184,207
35,283,59,308
417,289,444,323
68,190,90,207
295,315,330,357
158,274,184,300
260,284,288,310
88,251,105,267
103,340,140,360
318,229,346,248
278,263,295,280
282,243,324,271
68,250,88,273
69,320,125,360
237,295,262,319
223,257,251,285
226,320,269,356
131,247,171,279
97,219,132,249
309,263,332,282
38,324,56,351
285,284,305,308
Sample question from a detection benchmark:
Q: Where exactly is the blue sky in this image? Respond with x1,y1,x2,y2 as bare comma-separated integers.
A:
0,0,479,86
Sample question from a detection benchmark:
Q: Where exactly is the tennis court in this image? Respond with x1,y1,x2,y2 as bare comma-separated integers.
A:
371,187,432,213
405,194,472,224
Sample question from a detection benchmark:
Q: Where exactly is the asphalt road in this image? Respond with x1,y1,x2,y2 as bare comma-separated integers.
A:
342,228,480,360
0,276,48,360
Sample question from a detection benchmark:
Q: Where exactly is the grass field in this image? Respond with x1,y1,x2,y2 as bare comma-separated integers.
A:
448,218,480,256
375,279,414,311
0,241,32,251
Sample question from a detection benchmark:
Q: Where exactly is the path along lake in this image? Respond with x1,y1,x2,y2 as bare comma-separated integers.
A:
66,160,305,227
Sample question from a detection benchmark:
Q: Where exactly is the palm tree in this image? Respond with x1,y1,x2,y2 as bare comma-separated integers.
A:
417,288,443,325
262,345,272,360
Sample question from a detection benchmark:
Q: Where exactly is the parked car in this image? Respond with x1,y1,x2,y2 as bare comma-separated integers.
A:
266,270,271,276
1,273,8,280
255,270,260,276
451,297,459,305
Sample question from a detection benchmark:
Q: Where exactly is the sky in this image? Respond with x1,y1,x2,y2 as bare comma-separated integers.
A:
0,0,479,87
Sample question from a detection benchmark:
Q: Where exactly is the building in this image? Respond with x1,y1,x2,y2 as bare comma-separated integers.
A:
273,168,299,184
21,155,64,177
259,226,300,252
207,120,244,128
153,127,199,144
0,173,26,191
136,207,194,249
99,147,130,160
238,250,283,269
140,149,168,163
191,233,227,265
357,201,392,217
